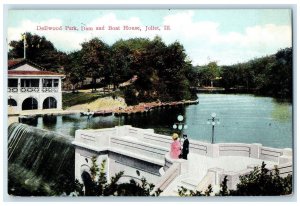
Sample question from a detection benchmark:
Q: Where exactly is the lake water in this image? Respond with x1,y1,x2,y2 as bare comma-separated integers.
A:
33,94,293,149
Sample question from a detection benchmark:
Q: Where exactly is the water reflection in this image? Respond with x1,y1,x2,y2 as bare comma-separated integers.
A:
271,101,292,122
42,115,57,130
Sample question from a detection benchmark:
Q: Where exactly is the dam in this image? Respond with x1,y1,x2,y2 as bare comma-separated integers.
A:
8,123,75,196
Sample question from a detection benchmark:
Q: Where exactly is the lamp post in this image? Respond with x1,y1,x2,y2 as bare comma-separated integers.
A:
173,115,188,140
207,112,220,144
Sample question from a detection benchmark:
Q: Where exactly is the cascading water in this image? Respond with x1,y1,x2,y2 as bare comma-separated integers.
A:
8,123,75,196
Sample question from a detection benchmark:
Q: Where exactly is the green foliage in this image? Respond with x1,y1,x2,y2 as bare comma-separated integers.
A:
123,85,139,106
64,51,86,92
9,34,195,104
116,177,162,196
192,61,221,87
230,162,292,196
215,176,229,196
110,38,149,89
178,184,213,197
73,157,162,196
90,157,100,181
8,32,67,71
81,38,111,92
62,92,109,108
90,36,196,105
119,37,195,104
178,162,292,196
53,177,84,196
219,48,292,101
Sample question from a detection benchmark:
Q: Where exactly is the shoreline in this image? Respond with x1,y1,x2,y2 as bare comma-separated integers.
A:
113,99,199,116
8,99,199,120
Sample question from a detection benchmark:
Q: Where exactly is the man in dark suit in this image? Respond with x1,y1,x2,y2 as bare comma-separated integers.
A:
181,134,189,160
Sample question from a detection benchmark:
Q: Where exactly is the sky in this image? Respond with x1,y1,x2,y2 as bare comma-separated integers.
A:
7,9,292,66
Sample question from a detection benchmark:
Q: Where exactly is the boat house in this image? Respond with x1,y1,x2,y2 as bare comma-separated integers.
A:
8,59,64,114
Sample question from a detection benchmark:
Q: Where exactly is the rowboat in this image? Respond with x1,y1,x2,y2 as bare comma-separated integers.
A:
93,110,113,117
80,111,94,116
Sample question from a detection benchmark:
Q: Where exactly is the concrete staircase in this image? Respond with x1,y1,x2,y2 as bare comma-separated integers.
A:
178,177,199,191
161,174,204,196
161,172,215,196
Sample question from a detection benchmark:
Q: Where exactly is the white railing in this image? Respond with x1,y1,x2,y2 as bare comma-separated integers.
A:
42,87,59,92
8,87,18,93
74,125,293,162
20,87,39,93
8,87,60,93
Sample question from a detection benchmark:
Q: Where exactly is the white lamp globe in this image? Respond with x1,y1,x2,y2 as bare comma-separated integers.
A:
177,115,184,122
211,113,217,118
178,125,183,130
173,124,177,129
184,125,188,129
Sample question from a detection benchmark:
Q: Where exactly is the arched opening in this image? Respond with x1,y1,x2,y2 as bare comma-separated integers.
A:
43,97,57,109
8,98,17,106
81,171,95,196
22,97,38,110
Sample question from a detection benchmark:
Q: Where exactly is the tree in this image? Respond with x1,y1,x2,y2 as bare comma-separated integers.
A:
118,37,195,104
8,32,67,71
206,61,220,87
64,51,86,93
159,41,193,101
81,38,110,92
267,48,292,99
218,47,292,101
110,40,134,90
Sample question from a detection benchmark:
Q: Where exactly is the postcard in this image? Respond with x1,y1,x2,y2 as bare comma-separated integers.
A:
6,8,293,198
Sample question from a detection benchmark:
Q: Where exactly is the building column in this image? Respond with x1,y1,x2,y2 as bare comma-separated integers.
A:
58,78,62,92
57,78,62,110
17,78,21,94
39,78,43,93
36,77,41,110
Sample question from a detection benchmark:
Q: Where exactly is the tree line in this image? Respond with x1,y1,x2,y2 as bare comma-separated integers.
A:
8,33,292,104
192,48,292,101
9,33,196,105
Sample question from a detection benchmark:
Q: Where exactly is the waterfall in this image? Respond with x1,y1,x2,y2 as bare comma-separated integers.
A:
8,123,75,196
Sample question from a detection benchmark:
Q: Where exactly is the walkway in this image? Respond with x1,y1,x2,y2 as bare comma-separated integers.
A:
161,153,276,196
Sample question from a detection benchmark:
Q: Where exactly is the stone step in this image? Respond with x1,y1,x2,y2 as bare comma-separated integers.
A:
172,178,200,194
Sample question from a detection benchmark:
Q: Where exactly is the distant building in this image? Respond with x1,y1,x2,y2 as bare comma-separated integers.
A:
8,58,64,113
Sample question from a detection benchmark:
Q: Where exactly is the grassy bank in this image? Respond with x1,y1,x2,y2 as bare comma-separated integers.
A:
62,92,108,109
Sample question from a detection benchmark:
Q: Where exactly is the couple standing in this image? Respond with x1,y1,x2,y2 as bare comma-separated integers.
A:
170,133,189,160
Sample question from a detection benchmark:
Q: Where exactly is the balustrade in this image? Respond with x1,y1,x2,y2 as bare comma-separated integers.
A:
42,87,58,92
8,87,59,93
7,87,18,93
20,87,40,93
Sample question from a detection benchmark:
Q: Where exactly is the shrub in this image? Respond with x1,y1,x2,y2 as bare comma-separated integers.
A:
179,162,292,196
67,157,162,196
